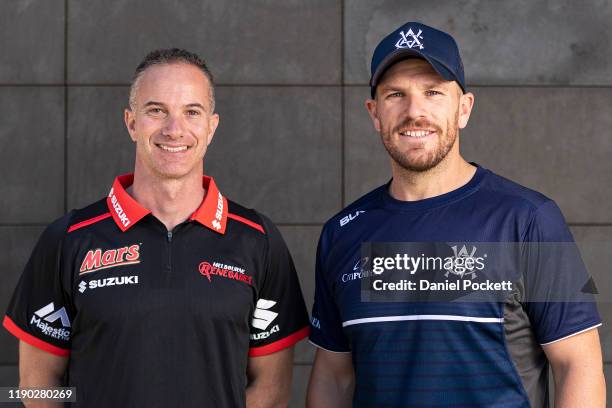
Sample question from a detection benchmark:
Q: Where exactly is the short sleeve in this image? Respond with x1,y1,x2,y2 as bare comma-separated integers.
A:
248,214,310,357
309,228,351,353
3,217,74,357
522,200,601,345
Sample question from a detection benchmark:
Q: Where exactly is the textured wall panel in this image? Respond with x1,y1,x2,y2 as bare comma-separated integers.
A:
0,88,64,223
68,0,341,84
345,0,612,85
0,1,64,83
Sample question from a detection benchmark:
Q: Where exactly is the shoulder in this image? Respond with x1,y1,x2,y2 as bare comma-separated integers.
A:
226,199,276,237
65,199,112,234
479,169,552,210
319,183,387,250
479,169,569,240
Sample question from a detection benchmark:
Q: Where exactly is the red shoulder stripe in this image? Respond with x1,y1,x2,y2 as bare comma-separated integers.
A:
67,212,112,233
249,326,310,357
227,213,265,234
3,316,70,357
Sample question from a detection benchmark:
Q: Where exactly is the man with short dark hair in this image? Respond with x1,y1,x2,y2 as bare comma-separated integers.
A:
4,48,310,408
306,23,605,407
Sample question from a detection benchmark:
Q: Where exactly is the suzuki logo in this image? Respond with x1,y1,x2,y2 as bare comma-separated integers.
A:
251,299,279,331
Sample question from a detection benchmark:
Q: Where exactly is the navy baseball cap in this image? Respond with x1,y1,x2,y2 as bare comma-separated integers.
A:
370,22,466,97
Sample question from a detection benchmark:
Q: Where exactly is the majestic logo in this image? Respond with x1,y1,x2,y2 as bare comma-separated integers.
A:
212,191,224,230
30,302,71,341
78,275,140,293
198,261,252,286
79,244,140,275
395,28,424,49
444,245,482,279
108,187,130,227
250,299,280,340
340,210,365,227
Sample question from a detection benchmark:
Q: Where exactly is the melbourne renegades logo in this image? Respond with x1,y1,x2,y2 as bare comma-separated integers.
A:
80,244,141,275
198,261,253,286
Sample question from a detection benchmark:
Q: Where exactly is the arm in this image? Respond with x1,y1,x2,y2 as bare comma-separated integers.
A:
246,347,294,408
543,328,605,408
19,341,68,408
306,348,354,408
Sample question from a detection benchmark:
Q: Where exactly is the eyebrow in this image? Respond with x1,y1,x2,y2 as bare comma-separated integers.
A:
379,78,449,93
142,101,208,111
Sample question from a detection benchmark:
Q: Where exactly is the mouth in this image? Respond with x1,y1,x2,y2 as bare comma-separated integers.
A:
155,143,190,153
398,129,436,138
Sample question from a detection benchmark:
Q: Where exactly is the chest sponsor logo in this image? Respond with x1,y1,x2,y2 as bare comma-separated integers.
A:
78,275,140,293
198,261,253,286
340,210,365,227
341,256,376,282
79,244,140,275
250,299,280,340
30,302,71,341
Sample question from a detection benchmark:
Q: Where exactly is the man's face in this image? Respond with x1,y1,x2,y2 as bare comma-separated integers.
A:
124,62,219,180
366,59,474,172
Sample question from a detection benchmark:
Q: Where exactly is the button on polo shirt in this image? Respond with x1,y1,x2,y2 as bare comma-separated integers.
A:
4,173,310,408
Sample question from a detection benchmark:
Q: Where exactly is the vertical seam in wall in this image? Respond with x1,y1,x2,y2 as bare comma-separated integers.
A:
340,0,345,207
63,0,69,213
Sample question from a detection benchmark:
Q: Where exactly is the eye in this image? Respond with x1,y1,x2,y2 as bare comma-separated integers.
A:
425,90,442,96
146,107,165,116
387,91,403,98
186,109,201,117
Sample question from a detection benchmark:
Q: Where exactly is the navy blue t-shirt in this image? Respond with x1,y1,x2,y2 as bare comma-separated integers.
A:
309,165,601,407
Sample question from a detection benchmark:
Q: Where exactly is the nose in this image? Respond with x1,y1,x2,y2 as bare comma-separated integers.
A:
161,114,184,139
402,94,426,120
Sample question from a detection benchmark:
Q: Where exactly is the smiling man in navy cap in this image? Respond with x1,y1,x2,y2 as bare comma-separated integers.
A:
306,22,605,407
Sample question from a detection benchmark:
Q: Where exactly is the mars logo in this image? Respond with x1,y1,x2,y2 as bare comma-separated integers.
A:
198,261,253,286
79,244,141,275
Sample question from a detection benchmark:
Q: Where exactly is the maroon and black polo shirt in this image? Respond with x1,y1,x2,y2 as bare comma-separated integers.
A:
4,174,310,408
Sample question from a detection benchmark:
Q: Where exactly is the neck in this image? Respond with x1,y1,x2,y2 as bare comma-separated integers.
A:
388,142,476,202
131,163,205,231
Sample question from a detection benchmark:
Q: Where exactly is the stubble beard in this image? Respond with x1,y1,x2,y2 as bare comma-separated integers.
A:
380,111,459,172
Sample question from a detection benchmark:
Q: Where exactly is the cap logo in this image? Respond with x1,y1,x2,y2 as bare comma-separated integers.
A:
395,28,424,50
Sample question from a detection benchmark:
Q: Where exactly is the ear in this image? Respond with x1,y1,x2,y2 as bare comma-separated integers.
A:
365,98,381,132
457,91,475,129
206,113,220,146
124,108,137,142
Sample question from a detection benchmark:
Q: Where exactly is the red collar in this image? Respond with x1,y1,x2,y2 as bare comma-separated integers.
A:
106,174,228,234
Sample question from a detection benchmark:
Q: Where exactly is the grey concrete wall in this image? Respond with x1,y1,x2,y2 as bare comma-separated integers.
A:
1,1,611,406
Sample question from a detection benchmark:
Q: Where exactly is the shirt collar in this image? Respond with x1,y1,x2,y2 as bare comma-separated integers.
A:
106,173,228,234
